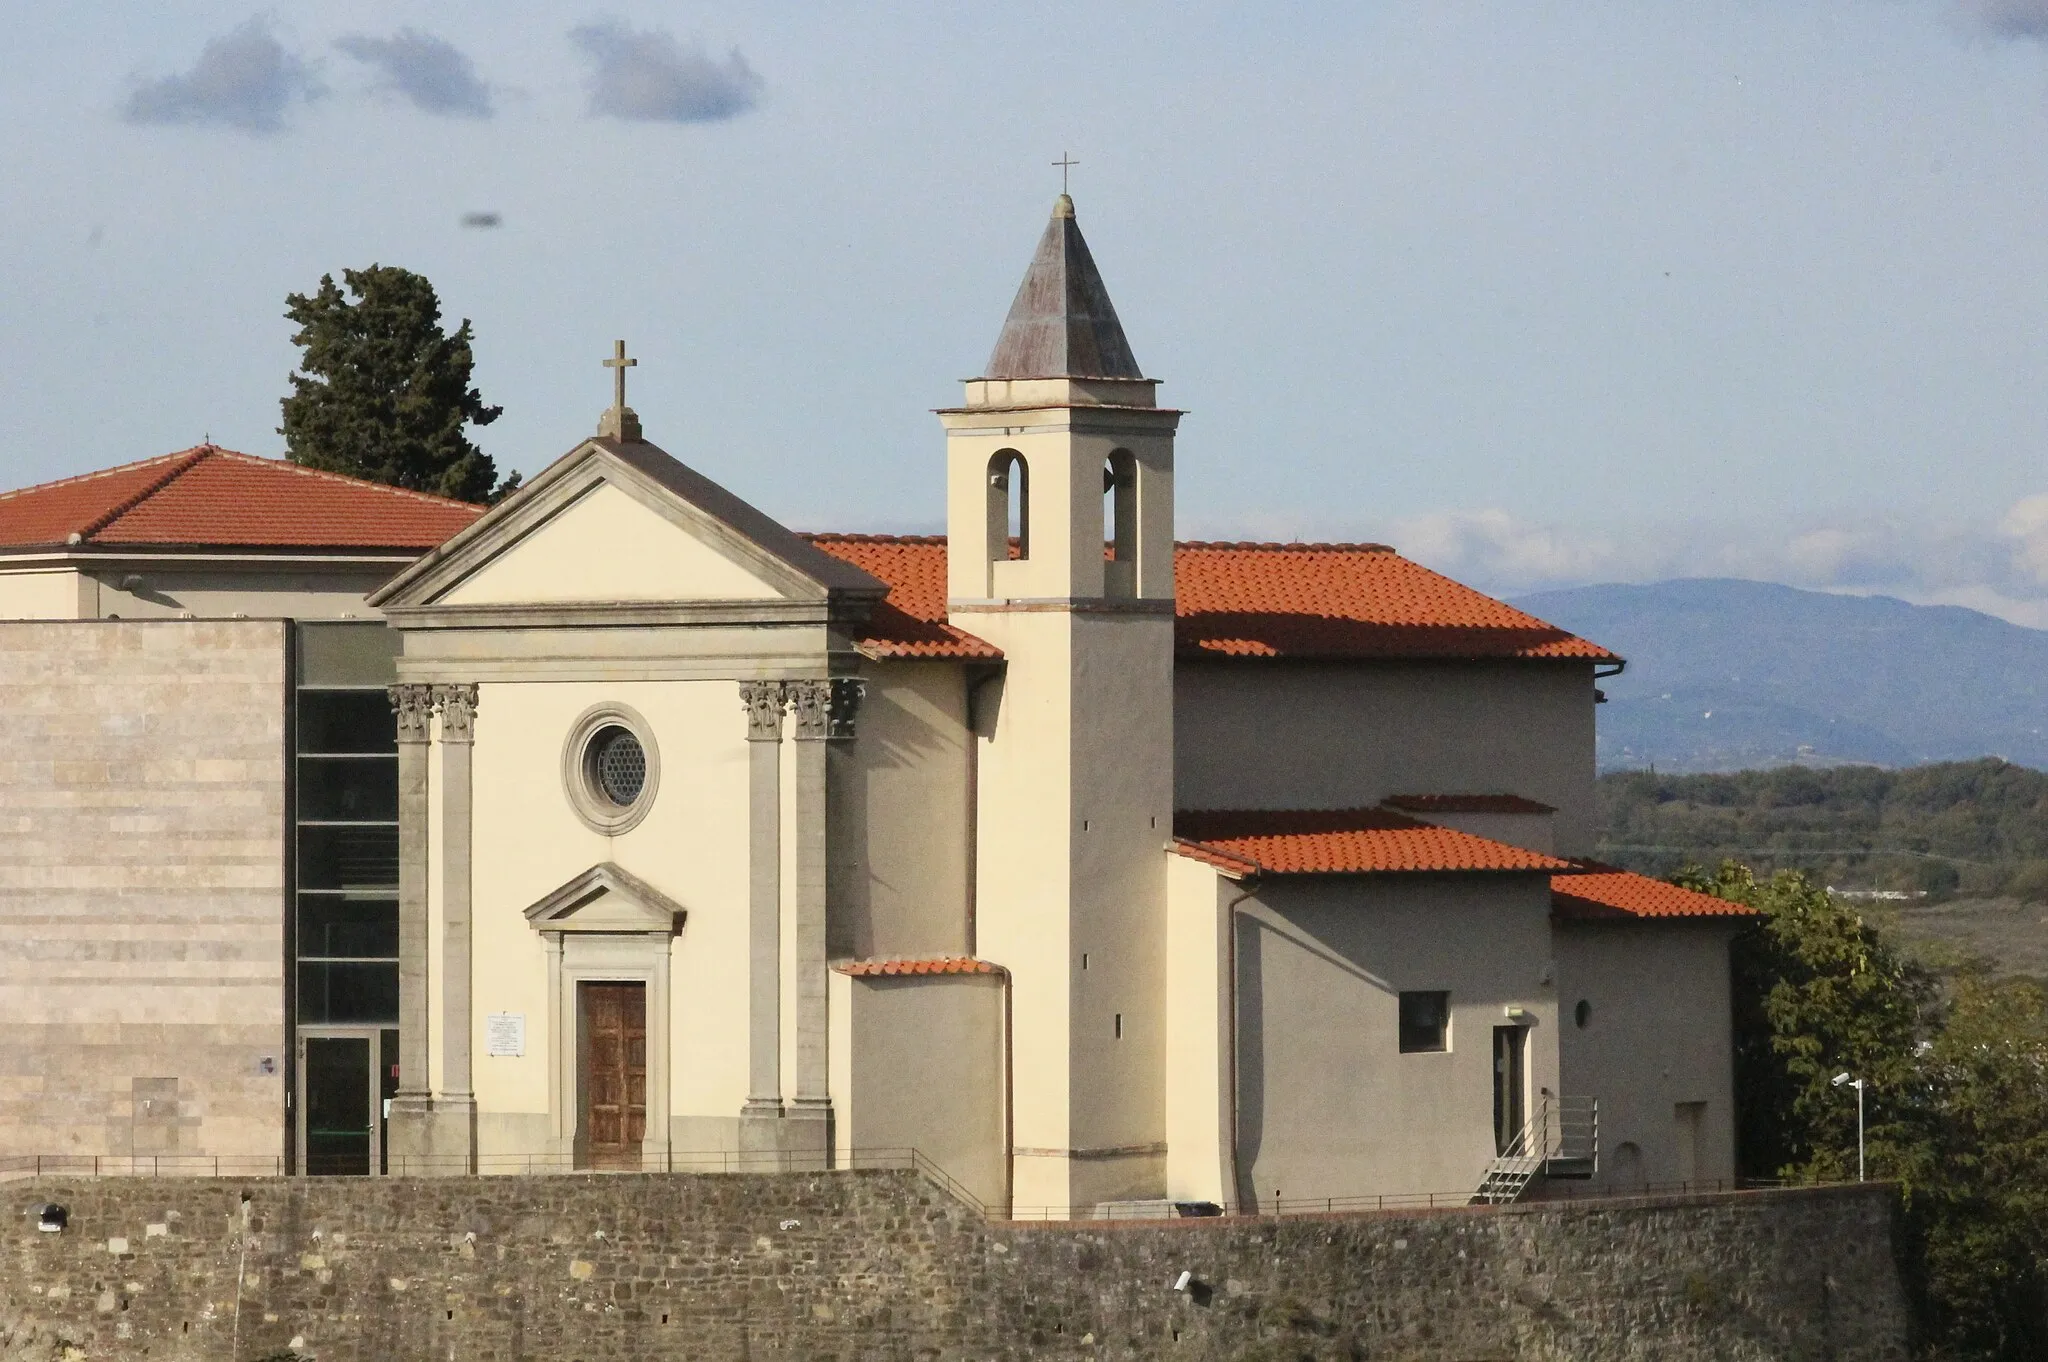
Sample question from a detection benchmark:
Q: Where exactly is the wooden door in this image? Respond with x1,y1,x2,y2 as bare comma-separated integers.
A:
581,981,647,1168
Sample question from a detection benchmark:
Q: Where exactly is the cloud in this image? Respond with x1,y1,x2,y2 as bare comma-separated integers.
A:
1363,497,2048,629
1969,0,2048,39
335,30,492,118
569,20,762,123
123,19,318,134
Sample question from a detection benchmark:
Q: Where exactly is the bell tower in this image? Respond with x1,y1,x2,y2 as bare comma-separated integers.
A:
942,194,1180,1213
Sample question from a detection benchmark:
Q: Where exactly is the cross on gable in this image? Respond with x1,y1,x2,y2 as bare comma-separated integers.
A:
604,339,637,412
1053,153,1078,195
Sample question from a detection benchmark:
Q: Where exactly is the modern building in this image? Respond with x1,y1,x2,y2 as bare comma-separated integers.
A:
0,196,1749,1210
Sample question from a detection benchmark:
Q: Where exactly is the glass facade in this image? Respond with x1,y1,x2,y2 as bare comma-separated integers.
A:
296,688,399,1023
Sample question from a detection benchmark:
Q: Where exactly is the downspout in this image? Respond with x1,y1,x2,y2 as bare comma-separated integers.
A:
1224,872,1260,1213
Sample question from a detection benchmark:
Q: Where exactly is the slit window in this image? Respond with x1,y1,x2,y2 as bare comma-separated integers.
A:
1103,451,1136,560
1398,990,1450,1053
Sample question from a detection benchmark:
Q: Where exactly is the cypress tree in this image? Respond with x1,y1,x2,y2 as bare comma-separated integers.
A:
280,265,514,502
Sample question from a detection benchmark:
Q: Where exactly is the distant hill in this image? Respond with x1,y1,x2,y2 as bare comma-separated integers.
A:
1596,761,2048,980
1512,579,2048,773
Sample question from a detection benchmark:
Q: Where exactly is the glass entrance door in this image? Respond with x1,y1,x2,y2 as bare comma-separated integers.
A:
299,1027,398,1175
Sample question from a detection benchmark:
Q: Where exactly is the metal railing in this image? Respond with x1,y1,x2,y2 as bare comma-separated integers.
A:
0,1146,1815,1225
1472,1094,1598,1204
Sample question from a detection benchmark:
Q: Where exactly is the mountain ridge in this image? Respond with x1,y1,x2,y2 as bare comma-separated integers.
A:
1511,578,2048,772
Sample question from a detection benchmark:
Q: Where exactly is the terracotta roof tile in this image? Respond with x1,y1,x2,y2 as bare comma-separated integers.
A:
801,535,1615,664
801,535,1002,659
1172,808,1571,876
832,957,1006,977
1550,863,1757,921
1383,794,1558,815
0,446,485,552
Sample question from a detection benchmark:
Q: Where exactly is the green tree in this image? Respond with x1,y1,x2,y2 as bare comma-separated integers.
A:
1891,975,2048,1360
280,265,514,502
1679,860,1934,1182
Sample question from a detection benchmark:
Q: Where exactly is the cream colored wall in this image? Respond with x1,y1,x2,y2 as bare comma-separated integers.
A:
441,482,782,605
0,569,90,618
836,661,973,960
460,677,754,1152
966,610,1176,1212
1554,922,1738,1189
1175,660,1600,857
1163,853,1233,1204
832,972,1008,1211
1234,874,1559,1202
0,562,403,620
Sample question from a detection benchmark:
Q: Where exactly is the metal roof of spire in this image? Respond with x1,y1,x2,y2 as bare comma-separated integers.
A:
982,195,1145,380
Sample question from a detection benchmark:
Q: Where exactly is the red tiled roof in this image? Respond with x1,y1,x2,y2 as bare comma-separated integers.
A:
800,535,1614,664
0,446,485,552
801,535,1002,659
1383,794,1557,815
1550,863,1756,921
1173,541,1615,661
1172,808,1571,877
832,957,1006,977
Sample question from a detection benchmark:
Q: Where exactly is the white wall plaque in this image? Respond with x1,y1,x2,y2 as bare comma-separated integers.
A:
485,1012,526,1058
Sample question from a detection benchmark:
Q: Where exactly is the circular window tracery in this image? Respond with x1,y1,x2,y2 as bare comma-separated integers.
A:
561,704,659,835
591,726,646,806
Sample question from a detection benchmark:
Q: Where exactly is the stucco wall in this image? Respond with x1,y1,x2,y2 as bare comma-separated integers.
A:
0,1173,1909,1361
1234,874,1559,1203
1555,921,1739,1189
832,971,1007,1210
1174,659,1600,855
836,660,972,959
463,678,756,1153
0,620,288,1160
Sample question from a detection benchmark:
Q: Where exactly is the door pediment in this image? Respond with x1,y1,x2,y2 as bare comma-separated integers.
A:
523,862,686,936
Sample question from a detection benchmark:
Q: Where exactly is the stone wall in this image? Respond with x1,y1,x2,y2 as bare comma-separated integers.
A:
0,621,289,1161
0,1171,1908,1360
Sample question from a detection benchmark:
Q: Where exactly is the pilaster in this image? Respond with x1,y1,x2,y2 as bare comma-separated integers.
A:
786,677,863,1165
431,683,479,1172
738,680,788,1159
385,682,436,1166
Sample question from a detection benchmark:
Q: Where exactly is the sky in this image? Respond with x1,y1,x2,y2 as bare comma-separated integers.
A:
7,1,2048,622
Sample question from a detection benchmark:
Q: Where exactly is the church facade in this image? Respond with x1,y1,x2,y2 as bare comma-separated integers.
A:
0,197,1747,1213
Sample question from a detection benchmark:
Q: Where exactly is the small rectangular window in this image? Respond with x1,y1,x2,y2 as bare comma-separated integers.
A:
1114,1013,1123,1039
1398,991,1450,1053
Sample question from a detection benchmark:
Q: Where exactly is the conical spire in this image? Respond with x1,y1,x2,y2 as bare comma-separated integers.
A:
983,196,1145,381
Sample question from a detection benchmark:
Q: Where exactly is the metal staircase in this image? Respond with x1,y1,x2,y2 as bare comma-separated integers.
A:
1471,1095,1597,1205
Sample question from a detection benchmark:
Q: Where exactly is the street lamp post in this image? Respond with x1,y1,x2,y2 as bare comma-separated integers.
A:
1832,1073,1866,1182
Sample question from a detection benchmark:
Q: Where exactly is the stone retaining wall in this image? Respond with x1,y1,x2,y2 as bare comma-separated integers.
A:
0,1172,1908,1360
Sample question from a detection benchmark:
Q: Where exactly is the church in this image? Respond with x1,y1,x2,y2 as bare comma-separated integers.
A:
0,195,1748,1215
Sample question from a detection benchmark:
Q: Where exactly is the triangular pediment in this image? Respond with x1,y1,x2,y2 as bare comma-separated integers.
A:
370,437,884,612
522,862,686,935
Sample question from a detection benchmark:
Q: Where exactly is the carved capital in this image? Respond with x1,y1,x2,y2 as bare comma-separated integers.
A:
738,680,788,743
789,677,866,741
389,683,436,744
435,684,480,743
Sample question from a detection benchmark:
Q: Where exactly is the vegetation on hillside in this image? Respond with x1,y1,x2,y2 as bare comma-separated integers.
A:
280,264,516,503
1600,760,2048,901
1693,861,2048,1359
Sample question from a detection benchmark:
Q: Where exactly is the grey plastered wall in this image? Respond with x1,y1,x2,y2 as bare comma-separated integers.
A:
1234,874,1559,1203
842,973,1006,1209
0,1173,1909,1361
835,660,973,959
1175,658,1599,855
1555,920,1740,1188
0,620,288,1160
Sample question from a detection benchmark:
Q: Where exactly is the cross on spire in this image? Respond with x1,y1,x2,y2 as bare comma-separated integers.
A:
1053,152,1078,195
597,339,644,441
